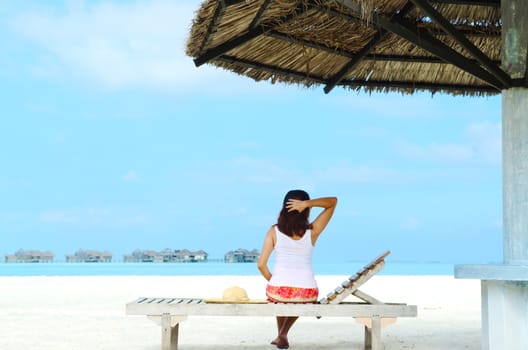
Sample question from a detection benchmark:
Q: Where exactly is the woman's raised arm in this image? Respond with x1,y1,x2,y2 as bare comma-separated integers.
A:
287,196,337,241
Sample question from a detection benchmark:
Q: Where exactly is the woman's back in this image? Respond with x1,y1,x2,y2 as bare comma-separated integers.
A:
269,226,316,289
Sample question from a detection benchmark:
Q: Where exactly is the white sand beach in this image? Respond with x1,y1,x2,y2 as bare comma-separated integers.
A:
0,275,480,350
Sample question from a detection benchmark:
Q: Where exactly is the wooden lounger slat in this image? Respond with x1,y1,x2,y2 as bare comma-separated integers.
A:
320,251,389,305
334,286,345,294
126,301,417,318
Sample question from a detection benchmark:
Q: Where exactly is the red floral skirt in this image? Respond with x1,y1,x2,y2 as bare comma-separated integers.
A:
266,284,319,303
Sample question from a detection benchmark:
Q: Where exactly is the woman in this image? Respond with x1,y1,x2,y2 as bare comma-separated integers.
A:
258,190,337,349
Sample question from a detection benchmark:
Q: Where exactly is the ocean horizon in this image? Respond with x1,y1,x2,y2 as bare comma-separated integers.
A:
0,261,459,277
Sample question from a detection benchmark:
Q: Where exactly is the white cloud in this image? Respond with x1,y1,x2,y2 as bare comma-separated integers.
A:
400,142,474,162
491,218,502,229
315,163,406,184
190,156,303,185
6,1,212,90
123,170,140,182
219,207,249,217
187,156,411,188
399,121,501,165
467,121,501,164
0,211,29,223
400,217,420,231
40,208,79,224
7,0,300,95
39,206,150,227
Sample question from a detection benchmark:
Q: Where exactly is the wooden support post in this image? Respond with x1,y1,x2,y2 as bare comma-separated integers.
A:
147,313,187,350
371,317,382,350
357,316,397,349
361,316,384,350
161,313,179,350
364,324,372,350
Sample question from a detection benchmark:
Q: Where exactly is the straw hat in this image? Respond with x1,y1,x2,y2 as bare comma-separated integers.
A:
204,286,266,304
222,286,250,302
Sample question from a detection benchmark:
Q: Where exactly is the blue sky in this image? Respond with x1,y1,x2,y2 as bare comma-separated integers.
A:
0,0,503,263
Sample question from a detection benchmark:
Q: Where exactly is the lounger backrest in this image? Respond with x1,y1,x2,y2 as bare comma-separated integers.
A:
318,250,390,304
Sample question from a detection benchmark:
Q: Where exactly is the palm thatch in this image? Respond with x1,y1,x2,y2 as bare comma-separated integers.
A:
186,0,510,96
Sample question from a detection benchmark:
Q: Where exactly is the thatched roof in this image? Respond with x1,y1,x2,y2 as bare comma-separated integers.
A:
185,0,513,96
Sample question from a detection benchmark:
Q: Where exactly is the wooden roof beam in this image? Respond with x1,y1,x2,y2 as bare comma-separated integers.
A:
218,55,498,93
341,78,499,93
431,30,500,38
223,0,249,6
194,2,316,67
365,54,499,65
268,30,500,64
373,14,504,89
198,1,230,55
268,28,497,59
431,0,499,6
325,4,503,88
333,0,499,11
324,1,415,94
526,56,528,87
267,30,351,57
248,0,273,30
323,30,388,93
217,55,327,83
410,0,511,87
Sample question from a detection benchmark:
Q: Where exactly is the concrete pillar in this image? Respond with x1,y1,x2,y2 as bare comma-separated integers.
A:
455,3,528,350
477,2,528,349
502,0,528,264
502,0,528,80
481,281,528,349
503,89,528,264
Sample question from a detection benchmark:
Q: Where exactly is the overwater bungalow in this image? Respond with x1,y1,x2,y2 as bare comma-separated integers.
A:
65,249,112,263
224,248,259,263
123,249,161,263
4,249,54,263
124,249,208,263
174,249,208,262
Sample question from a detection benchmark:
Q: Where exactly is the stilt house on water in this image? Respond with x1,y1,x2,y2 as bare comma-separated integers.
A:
65,249,112,263
123,249,208,263
4,249,54,263
224,248,260,263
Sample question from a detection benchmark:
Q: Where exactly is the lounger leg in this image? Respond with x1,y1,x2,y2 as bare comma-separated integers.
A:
370,317,382,350
364,325,372,349
161,313,179,350
357,316,396,349
363,317,382,350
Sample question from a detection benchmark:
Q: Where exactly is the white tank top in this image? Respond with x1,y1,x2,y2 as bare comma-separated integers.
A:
268,226,317,289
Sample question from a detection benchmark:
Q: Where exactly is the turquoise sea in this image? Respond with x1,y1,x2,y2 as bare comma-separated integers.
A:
0,261,455,276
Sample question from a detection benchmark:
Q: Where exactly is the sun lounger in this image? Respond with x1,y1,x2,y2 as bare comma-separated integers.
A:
125,250,417,350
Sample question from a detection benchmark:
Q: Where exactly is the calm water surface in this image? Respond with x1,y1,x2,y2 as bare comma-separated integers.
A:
0,261,455,276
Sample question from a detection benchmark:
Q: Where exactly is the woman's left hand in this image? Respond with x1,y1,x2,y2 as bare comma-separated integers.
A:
286,199,307,212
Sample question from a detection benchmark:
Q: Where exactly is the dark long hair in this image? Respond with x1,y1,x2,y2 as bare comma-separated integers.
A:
277,189,312,237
